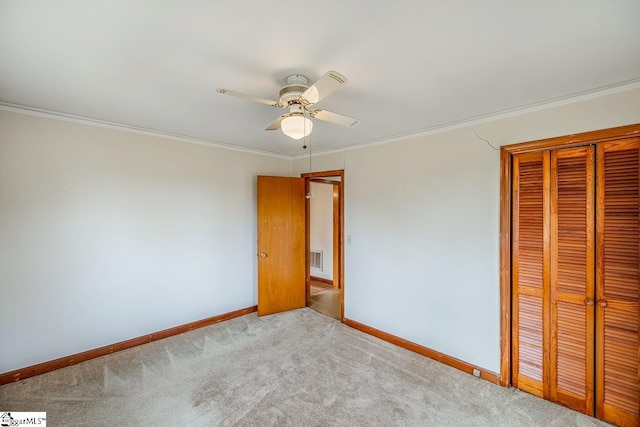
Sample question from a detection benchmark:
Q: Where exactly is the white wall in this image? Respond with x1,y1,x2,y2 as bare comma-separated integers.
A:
309,182,333,281
0,110,291,374
294,88,640,373
2,87,638,377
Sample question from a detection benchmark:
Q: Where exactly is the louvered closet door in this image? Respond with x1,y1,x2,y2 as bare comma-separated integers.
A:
596,138,640,427
549,147,595,415
512,151,550,398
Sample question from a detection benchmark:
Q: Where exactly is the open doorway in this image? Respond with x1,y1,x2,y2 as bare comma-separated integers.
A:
302,170,344,321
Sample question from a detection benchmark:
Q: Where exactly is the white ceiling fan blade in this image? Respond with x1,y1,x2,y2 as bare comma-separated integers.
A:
300,70,347,105
310,109,359,128
265,115,286,130
216,88,284,108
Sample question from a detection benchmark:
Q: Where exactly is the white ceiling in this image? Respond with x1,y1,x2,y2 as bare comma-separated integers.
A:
1,1,639,157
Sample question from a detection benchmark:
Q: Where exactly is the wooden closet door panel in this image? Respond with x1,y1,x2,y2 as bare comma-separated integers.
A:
596,138,640,427
549,147,595,415
512,151,550,397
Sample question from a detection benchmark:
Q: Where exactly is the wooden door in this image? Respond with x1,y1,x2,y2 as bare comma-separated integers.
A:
596,138,640,427
257,176,306,316
512,151,550,398
549,146,595,414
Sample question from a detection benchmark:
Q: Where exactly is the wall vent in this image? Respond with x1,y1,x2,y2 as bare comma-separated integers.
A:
310,250,323,270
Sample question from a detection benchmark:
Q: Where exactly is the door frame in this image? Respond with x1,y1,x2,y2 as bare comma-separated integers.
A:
309,178,341,289
301,169,345,322
498,123,640,387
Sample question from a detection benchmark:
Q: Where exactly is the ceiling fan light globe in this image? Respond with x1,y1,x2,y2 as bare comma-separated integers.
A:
281,114,313,140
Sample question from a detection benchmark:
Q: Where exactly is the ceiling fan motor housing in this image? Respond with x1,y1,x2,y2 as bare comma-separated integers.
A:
279,85,307,106
278,74,309,106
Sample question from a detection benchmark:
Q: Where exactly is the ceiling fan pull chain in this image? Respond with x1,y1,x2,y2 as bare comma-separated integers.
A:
305,126,315,199
308,119,312,173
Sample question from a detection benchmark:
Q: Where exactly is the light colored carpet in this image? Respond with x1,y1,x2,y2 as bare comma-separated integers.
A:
0,308,609,426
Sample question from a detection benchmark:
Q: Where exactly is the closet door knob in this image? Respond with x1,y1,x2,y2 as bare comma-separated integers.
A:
584,299,594,306
259,252,267,258
597,300,607,307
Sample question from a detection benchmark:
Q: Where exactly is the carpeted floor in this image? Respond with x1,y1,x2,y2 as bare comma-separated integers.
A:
0,309,609,426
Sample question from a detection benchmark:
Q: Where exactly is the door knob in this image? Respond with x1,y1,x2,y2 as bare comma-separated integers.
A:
584,298,594,306
259,252,267,258
597,300,607,307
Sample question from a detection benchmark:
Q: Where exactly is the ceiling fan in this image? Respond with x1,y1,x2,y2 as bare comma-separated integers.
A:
216,71,359,140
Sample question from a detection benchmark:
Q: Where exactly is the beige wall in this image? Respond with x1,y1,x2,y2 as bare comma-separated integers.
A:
293,88,640,372
2,86,638,376
0,110,291,373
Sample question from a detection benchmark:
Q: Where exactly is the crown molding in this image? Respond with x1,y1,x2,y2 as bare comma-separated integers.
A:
0,102,291,159
292,78,640,159
2,77,639,161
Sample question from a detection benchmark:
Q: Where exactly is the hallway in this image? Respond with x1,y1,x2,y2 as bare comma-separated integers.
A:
309,280,341,320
